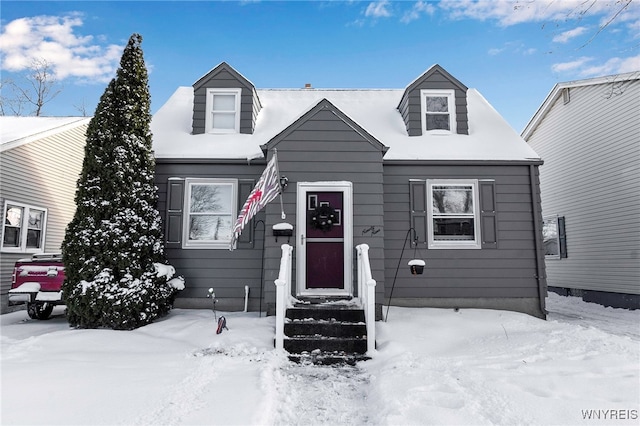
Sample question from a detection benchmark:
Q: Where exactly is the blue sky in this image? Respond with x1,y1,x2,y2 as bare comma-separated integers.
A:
1,1,638,132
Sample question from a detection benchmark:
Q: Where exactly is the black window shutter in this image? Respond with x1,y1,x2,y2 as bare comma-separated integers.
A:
409,180,428,247
479,180,498,249
236,179,256,249
558,216,568,258
165,178,185,248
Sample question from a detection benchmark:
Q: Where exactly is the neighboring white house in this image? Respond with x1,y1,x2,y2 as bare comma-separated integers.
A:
0,117,89,312
523,72,640,309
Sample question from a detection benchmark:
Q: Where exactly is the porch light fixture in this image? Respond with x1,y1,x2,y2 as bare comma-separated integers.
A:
279,176,289,191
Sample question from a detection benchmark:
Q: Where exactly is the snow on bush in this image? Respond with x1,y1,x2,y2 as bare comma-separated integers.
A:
61,34,184,330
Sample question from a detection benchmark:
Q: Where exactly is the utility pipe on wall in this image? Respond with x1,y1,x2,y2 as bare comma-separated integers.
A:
244,285,249,312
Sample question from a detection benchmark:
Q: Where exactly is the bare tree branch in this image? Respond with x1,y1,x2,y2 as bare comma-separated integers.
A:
579,0,634,49
8,58,63,116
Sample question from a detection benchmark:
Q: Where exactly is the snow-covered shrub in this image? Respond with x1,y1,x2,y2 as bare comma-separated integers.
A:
62,34,183,330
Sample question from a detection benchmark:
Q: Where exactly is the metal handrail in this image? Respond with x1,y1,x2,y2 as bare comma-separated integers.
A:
356,243,376,354
274,243,293,351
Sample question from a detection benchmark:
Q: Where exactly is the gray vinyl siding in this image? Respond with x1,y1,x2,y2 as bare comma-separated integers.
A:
0,124,87,311
158,102,546,317
155,161,267,306
192,65,260,135
527,79,640,295
398,65,469,136
262,104,387,309
159,101,387,311
383,163,544,300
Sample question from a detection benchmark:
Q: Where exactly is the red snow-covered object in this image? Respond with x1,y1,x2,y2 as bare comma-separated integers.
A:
8,253,65,320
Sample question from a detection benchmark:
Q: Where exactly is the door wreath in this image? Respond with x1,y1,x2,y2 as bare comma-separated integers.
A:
310,205,338,231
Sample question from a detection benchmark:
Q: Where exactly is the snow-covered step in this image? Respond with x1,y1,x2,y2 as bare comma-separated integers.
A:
286,306,365,323
283,301,370,361
288,350,371,366
285,321,366,338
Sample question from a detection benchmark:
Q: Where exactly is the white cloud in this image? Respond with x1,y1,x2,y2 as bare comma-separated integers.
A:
551,54,640,77
627,18,640,38
0,14,122,83
401,1,435,24
487,41,536,57
551,57,594,73
552,26,588,43
578,55,640,77
365,1,392,19
438,0,635,26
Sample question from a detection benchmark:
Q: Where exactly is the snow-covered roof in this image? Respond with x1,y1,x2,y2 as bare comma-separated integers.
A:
151,87,541,162
1,116,91,152
521,71,640,140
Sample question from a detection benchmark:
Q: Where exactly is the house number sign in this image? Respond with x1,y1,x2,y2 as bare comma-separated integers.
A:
361,226,381,236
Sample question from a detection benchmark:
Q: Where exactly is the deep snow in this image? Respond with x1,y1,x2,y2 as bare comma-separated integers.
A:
1,293,638,425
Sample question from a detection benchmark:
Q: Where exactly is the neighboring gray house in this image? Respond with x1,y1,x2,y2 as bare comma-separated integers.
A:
0,117,89,312
523,72,640,309
152,62,547,320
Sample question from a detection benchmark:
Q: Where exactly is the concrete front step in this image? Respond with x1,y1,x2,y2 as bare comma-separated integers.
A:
285,321,366,338
283,301,370,360
286,306,365,323
284,336,368,354
288,350,371,366
284,306,368,355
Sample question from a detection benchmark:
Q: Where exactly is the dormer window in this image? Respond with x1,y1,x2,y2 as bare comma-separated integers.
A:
421,89,456,134
206,88,241,133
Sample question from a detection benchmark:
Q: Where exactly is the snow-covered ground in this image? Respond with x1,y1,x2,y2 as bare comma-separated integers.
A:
1,293,638,425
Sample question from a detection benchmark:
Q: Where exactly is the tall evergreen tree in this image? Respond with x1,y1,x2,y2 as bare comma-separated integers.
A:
62,34,179,329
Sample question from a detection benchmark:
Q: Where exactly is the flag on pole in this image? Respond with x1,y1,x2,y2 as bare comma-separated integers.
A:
230,152,281,250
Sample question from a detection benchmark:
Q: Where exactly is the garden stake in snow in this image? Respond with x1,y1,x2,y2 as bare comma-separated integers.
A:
207,288,218,321
216,316,228,334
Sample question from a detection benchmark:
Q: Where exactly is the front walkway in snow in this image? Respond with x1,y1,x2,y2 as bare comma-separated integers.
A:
129,344,372,426
263,361,372,425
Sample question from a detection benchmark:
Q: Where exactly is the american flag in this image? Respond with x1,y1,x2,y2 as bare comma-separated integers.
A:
230,153,281,249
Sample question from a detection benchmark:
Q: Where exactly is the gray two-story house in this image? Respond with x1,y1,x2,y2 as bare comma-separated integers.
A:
523,72,639,309
151,62,547,320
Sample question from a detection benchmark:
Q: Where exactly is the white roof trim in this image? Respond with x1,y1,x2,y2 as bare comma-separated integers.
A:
1,117,91,152
521,71,640,140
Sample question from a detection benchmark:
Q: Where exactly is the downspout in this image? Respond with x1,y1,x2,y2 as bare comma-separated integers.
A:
529,164,547,318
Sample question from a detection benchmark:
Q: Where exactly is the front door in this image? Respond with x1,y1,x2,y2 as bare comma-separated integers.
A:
297,182,352,297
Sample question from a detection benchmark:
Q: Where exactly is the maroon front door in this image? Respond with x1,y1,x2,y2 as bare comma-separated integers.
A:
305,192,344,289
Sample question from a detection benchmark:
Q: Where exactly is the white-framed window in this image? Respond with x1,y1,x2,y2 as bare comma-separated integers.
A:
183,178,237,249
1,201,47,253
543,215,567,259
205,88,241,133
421,89,456,134
426,180,480,249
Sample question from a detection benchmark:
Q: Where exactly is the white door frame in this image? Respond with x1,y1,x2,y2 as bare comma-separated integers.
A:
296,181,353,297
